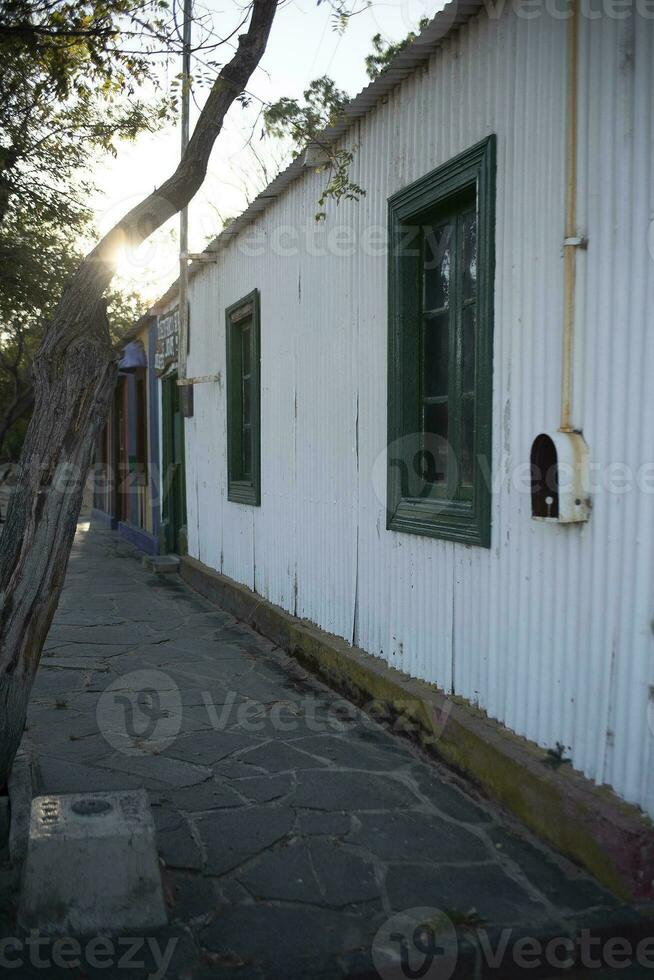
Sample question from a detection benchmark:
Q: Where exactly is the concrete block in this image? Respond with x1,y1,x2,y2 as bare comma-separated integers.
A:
18,790,167,936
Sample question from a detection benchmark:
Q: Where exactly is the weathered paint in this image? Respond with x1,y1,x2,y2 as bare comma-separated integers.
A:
176,9,654,818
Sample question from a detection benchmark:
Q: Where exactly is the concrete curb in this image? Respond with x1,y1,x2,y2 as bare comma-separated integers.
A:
181,554,654,903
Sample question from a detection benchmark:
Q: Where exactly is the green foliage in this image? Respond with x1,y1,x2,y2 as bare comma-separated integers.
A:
0,207,148,458
318,0,372,36
264,18,431,218
0,212,77,458
543,742,572,770
0,0,175,232
107,285,149,341
264,76,350,143
365,17,430,79
264,76,364,220
0,0,164,457
316,148,365,220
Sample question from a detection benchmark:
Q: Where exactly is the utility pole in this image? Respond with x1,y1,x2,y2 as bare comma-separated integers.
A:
178,0,191,389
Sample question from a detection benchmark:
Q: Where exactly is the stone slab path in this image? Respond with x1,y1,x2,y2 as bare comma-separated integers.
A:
11,522,649,979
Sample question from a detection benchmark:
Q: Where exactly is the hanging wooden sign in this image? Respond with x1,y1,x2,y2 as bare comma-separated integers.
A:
154,308,179,375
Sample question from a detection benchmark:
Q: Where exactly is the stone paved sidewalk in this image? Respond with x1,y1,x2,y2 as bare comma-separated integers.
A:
13,522,648,978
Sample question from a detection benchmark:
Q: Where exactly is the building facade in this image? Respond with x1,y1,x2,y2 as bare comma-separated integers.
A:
93,316,161,554
152,304,189,555
156,5,654,819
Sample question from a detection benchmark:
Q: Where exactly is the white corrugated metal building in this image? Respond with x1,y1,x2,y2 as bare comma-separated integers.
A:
156,2,654,819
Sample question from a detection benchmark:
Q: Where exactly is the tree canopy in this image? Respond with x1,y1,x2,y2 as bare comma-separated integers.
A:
0,0,178,456
0,0,177,228
263,21,428,219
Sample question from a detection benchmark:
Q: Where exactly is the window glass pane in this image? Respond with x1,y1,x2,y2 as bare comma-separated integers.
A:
462,305,476,394
423,401,448,484
462,210,477,302
424,223,452,312
241,321,251,378
460,395,474,487
423,313,449,398
227,292,260,505
242,374,251,428
240,318,252,482
242,424,252,480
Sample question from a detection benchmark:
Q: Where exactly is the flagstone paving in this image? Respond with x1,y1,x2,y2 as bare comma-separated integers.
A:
13,521,649,978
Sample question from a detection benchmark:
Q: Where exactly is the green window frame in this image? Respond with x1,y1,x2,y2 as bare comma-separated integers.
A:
387,136,495,547
226,289,261,506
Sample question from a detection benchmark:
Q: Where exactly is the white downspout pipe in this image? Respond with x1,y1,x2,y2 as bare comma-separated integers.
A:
560,0,581,433
530,0,590,525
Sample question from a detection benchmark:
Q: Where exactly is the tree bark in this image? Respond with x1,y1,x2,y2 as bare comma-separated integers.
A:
0,0,278,789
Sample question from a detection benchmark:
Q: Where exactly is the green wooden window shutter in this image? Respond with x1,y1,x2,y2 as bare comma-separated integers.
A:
226,289,261,506
387,136,495,547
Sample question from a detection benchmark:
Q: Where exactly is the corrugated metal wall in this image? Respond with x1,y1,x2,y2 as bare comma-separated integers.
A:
182,8,654,818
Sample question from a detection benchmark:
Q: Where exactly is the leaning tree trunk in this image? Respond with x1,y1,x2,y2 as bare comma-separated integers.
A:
0,0,277,788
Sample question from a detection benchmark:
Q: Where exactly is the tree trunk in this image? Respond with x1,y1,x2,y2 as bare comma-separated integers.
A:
0,0,277,789
0,303,115,786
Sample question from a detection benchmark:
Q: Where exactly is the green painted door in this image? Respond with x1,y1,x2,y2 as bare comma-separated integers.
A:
161,374,187,554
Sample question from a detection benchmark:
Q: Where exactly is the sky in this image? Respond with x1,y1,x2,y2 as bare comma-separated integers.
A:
93,0,440,304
